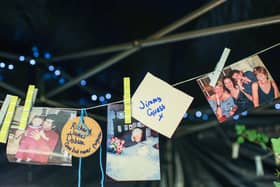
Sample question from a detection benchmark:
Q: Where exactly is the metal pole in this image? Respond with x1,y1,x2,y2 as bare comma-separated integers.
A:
52,42,133,62
0,81,25,97
0,51,48,63
46,48,139,98
45,0,226,98
52,14,280,62
46,15,279,98
51,0,226,61
0,50,100,95
142,15,280,48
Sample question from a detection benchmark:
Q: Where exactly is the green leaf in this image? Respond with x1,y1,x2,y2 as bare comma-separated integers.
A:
271,138,280,154
261,134,269,143
256,133,262,141
259,142,267,150
275,169,280,178
273,181,280,187
246,130,257,142
235,125,246,135
237,136,245,144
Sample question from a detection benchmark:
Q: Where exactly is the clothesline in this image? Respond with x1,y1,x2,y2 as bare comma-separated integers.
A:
0,42,279,111
54,42,279,111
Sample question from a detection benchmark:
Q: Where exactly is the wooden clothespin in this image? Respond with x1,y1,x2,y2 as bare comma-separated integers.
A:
123,77,131,124
0,95,19,143
209,48,231,87
0,95,13,128
18,85,38,130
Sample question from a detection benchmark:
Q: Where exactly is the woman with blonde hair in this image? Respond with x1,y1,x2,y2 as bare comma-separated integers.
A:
252,66,279,107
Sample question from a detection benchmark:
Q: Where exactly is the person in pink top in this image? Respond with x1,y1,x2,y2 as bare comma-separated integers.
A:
15,115,46,162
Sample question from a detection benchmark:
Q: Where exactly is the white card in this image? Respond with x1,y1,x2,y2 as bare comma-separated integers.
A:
132,72,193,138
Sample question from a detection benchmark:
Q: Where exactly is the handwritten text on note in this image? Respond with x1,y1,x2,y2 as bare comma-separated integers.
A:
139,97,166,121
132,72,193,138
61,116,102,157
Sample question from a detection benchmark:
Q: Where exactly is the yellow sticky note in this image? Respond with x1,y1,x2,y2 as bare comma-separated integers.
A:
123,77,131,124
18,85,35,130
0,96,18,143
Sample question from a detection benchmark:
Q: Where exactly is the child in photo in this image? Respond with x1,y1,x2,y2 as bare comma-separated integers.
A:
121,128,144,147
31,114,59,164
15,115,47,162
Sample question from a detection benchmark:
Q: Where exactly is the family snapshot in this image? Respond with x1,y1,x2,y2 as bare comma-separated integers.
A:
106,104,160,181
6,107,77,166
197,55,279,123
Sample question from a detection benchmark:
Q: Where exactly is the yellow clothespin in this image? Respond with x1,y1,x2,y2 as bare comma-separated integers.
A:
18,85,37,130
123,77,131,124
0,96,19,143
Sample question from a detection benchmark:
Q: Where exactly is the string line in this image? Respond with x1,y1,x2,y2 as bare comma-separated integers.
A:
0,43,279,111
99,146,104,187
78,157,82,187
77,109,85,187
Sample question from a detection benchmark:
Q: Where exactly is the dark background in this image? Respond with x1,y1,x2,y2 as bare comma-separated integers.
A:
0,0,279,186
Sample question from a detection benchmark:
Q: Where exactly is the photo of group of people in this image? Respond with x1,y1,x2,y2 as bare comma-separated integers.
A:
106,104,160,181
6,107,77,166
197,55,279,123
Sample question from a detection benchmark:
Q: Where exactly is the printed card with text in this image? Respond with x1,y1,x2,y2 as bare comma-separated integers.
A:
132,72,193,138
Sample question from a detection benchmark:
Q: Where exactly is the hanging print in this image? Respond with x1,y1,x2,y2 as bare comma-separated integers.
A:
197,54,279,123
106,104,160,181
6,107,77,166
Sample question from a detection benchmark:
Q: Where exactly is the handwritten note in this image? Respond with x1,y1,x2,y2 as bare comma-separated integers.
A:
139,97,165,121
61,116,102,157
132,72,193,138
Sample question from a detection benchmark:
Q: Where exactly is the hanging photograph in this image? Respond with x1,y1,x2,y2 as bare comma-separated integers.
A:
106,104,160,181
197,54,279,123
6,106,77,166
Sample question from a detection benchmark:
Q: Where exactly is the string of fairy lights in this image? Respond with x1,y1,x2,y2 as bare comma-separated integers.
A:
0,45,112,106
0,43,279,123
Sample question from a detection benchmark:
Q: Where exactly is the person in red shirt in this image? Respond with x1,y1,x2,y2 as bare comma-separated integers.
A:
15,115,45,162
28,114,59,164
